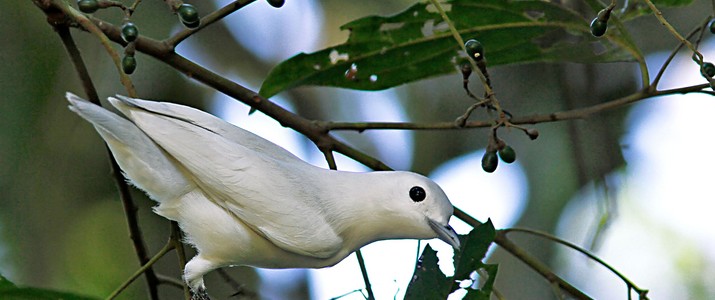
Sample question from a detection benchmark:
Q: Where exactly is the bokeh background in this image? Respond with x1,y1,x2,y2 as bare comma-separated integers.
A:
2,0,715,299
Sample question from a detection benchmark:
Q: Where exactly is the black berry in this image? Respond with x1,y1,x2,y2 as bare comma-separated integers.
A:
77,0,99,13
481,151,498,173
465,39,484,61
498,146,516,164
177,4,200,28
590,18,608,37
122,55,137,74
267,0,285,8
121,22,139,43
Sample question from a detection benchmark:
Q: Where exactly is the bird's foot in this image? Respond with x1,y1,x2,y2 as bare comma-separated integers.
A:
190,287,211,300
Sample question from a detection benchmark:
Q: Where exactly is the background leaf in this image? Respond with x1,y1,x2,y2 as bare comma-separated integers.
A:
260,0,635,97
0,274,97,300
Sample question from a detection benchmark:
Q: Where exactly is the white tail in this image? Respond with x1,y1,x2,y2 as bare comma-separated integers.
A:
66,92,192,202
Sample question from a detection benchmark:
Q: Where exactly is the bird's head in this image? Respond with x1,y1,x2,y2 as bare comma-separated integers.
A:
367,171,460,249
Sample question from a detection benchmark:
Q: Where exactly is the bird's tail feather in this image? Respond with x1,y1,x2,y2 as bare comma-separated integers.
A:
66,92,192,202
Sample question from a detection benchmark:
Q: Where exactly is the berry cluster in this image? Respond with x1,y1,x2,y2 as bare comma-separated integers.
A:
76,0,203,75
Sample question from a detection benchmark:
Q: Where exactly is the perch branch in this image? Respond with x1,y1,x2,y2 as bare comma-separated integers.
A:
50,19,159,300
322,150,375,300
501,228,648,299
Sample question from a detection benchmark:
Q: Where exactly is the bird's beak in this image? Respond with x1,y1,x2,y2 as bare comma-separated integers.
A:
428,219,460,249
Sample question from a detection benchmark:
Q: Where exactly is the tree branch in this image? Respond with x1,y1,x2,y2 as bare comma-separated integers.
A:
50,19,160,300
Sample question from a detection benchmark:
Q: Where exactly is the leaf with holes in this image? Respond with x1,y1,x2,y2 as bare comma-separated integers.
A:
404,219,497,299
260,0,637,97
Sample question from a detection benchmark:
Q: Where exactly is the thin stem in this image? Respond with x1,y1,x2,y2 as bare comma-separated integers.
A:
453,208,592,300
427,0,492,96
107,241,176,300
165,0,256,47
53,1,137,97
170,221,192,300
651,16,711,88
322,150,375,300
501,228,648,298
54,23,159,300
320,82,708,131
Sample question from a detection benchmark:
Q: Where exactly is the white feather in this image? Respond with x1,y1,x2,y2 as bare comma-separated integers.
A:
66,93,459,293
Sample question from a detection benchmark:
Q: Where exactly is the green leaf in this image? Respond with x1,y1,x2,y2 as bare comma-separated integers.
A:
453,219,496,280
0,274,98,300
260,0,635,97
620,0,695,20
404,245,451,299
405,220,498,299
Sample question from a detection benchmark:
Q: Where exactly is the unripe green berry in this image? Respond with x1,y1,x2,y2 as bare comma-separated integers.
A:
590,18,608,37
465,39,484,61
267,0,285,8
701,62,715,78
498,146,516,164
122,55,137,74
177,4,200,28
481,151,498,173
121,22,139,43
77,0,99,13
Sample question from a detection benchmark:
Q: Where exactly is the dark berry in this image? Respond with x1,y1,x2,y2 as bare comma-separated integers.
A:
701,62,715,78
121,22,139,43
590,18,608,37
122,55,137,74
77,0,99,13
465,39,484,61
498,146,516,164
267,0,285,8
177,4,200,28
709,19,715,34
481,151,498,173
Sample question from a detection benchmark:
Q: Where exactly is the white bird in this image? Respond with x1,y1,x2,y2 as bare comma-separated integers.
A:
65,92,459,296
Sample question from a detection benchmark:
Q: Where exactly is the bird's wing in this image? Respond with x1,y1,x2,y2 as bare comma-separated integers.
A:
66,93,193,202
109,96,343,259
112,95,303,164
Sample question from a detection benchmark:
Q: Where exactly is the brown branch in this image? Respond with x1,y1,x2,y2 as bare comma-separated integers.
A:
322,150,375,300
49,19,160,300
165,0,257,47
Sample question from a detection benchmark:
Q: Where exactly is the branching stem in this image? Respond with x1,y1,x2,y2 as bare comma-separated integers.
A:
165,0,256,47
501,228,648,299
106,241,176,300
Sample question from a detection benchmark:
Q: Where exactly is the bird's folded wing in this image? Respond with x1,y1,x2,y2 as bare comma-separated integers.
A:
109,96,343,259
112,95,302,164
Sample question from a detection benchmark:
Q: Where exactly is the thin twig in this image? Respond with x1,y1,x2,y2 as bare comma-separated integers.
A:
107,241,176,300
643,0,715,87
165,0,257,47
453,208,592,300
170,221,192,300
651,16,711,88
501,228,649,299
51,0,137,97
53,22,159,300
322,150,375,300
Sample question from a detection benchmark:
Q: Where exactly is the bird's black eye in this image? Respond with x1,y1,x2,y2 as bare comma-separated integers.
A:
409,186,426,202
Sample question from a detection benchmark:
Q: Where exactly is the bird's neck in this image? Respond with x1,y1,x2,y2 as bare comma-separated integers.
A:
320,171,415,252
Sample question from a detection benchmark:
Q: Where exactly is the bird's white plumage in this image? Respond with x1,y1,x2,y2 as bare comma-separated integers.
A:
66,93,459,294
